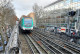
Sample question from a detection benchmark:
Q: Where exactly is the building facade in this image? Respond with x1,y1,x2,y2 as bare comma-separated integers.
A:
36,0,80,29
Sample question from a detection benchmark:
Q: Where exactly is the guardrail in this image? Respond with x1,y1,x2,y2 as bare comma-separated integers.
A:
5,24,19,54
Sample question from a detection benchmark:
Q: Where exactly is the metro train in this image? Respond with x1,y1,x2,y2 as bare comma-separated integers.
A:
19,17,33,33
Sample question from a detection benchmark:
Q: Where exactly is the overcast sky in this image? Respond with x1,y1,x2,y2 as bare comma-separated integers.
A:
12,0,57,18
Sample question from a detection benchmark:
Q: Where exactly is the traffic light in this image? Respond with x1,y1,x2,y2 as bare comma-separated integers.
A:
68,11,76,16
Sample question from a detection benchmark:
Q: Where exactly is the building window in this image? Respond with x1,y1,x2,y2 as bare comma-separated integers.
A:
65,0,70,4
73,0,80,2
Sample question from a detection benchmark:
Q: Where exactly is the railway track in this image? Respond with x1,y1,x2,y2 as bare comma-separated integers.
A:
24,35,48,54
47,33,80,53
45,34,80,53
32,35,64,54
31,35,59,54
40,29,80,48
33,30,80,54
22,29,80,54
33,32,74,54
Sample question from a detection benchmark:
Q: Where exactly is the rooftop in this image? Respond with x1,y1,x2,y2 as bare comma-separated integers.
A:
44,0,63,8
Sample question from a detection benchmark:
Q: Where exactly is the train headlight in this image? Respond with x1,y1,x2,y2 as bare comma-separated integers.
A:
22,27,25,30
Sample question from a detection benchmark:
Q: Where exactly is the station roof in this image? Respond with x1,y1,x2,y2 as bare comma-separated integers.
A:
44,0,63,8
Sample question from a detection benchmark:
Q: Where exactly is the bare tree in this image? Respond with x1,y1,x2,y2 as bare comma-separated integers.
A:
0,0,16,33
33,3,44,27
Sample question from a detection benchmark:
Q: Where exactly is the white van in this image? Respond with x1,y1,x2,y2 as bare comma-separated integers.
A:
60,27,66,34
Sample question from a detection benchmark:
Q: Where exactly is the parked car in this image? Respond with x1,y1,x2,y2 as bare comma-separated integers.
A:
60,27,66,34
4,40,7,45
57,27,61,34
3,37,7,45
54,27,58,33
0,35,2,41
0,42,3,51
45,26,55,32
6,29,11,38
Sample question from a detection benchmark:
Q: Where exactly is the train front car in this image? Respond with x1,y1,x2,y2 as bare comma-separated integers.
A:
19,17,33,33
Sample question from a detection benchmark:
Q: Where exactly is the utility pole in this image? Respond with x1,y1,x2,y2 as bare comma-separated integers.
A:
76,3,79,31
67,0,73,34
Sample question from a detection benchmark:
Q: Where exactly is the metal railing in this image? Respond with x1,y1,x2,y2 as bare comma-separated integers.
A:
5,24,19,54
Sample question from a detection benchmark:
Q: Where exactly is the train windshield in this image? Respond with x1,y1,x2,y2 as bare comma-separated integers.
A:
24,18,32,27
